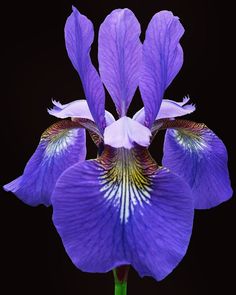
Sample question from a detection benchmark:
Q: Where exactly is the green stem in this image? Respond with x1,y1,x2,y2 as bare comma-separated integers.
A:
113,266,129,295
114,280,127,295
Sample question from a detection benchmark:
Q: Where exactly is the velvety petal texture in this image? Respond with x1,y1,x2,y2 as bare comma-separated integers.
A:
162,120,233,209
4,121,86,206
139,11,184,127
65,7,105,132
133,97,195,125
98,9,141,116
48,99,115,126
52,146,193,280
104,117,151,149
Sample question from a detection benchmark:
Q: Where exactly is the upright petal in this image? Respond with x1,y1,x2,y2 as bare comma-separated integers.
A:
52,146,193,281
65,6,105,132
133,97,195,125
139,11,184,127
98,9,142,116
4,121,86,206
162,120,233,209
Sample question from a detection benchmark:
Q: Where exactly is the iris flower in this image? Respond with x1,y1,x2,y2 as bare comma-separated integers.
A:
4,6,232,293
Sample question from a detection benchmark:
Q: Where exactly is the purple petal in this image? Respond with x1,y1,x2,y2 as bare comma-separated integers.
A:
98,9,142,116
139,11,184,127
133,97,195,125
4,121,86,206
65,6,105,132
162,121,233,209
52,146,193,280
104,116,151,149
48,99,115,126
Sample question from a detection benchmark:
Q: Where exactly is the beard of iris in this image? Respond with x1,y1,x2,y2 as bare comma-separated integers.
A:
97,146,158,224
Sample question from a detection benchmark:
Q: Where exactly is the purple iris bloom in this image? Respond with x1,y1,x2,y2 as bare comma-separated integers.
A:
4,7,232,281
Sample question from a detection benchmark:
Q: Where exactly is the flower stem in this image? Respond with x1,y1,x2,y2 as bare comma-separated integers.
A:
113,266,129,295
114,280,127,295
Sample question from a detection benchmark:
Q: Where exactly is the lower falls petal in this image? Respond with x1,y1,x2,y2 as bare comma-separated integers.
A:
162,120,233,209
52,145,194,281
4,120,86,206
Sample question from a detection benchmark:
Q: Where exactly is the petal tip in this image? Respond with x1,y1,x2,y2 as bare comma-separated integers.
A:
47,99,65,117
71,5,79,14
195,186,233,209
3,176,22,193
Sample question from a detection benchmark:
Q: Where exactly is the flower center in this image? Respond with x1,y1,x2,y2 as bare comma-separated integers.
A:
98,146,157,223
104,116,151,149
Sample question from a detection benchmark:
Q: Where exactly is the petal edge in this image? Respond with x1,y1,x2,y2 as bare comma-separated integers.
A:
4,120,86,206
162,120,233,209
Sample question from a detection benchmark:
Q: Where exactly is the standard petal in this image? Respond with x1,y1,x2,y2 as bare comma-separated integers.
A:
133,97,195,125
162,120,233,209
4,120,86,206
65,6,105,132
48,99,115,126
139,11,184,127
98,9,142,116
104,116,151,149
52,146,193,281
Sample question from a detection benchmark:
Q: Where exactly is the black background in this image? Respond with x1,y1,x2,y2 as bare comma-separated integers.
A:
1,0,235,294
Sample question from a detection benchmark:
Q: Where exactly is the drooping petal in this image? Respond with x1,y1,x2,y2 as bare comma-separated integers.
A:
162,120,233,209
65,6,105,132
104,116,151,149
98,9,142,117
4,121,86,206
48,99,115,126
52,146,193,281
133,97,195,125
139,11,184,127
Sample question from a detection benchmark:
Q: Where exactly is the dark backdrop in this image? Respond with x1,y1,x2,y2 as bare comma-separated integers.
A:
1,0,235,294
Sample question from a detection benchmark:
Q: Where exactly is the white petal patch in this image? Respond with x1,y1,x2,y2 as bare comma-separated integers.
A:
133,96,195,125
48,99,94,120
156,97,195,120
40,122,80,158
44,129,79,157
98,147,155,223
104,116,151,149
173,129,208,152
48,99,115,126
